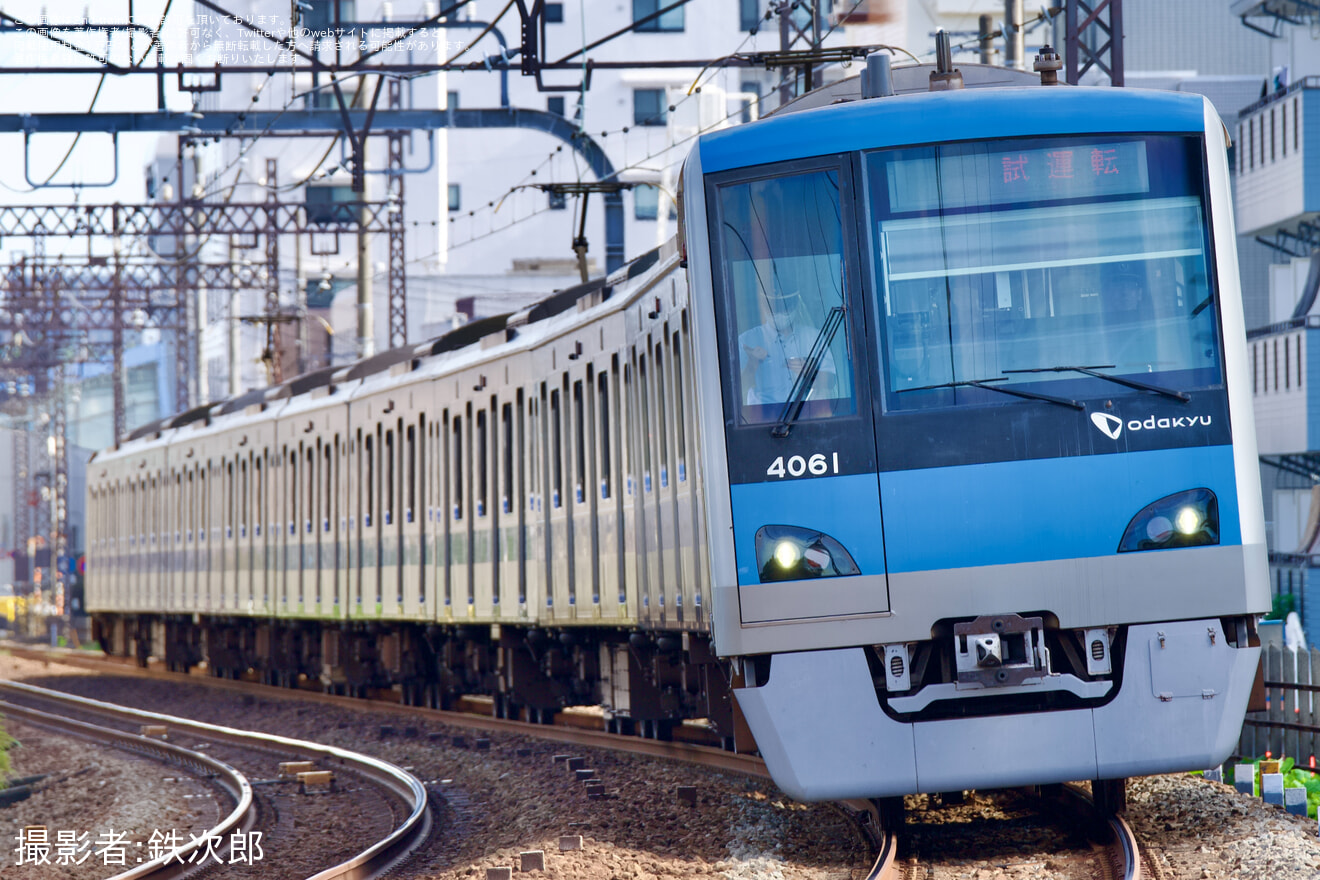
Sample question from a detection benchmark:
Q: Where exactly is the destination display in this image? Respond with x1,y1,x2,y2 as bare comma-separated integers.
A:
885,140,1151,213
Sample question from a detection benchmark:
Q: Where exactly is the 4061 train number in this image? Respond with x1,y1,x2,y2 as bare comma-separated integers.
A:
766,453,840,479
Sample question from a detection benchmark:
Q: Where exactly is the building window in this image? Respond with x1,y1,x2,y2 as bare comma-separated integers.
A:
635,185,659,220
447,90,459,109
305,185,357,224
633,88,667,126
634,184,676,220
302,0,356,32
547,96,565,116
544,2,564,22
633,0,684,32
740,0,761,31
548,190,567,210
448,184,461,211
739,78,762,124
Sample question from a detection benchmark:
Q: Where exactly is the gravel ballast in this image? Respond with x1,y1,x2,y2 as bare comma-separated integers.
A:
4,650,1320,879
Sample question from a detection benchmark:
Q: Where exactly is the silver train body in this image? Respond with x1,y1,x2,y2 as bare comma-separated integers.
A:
89,68,1269,801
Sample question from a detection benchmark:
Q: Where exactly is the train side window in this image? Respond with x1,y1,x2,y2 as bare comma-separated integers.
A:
673,330,688,481
550,388,563,508
502,402,514,514
453,416,464,520
406,424,416,525
597,371,612,499
477,407,488,518
254,460,263,538
365,435,374,529
573,379,586,504
528,392,541,512
639,354,653,491
385,429,395,527
240,460,249,538
307,447,316,535
656,346,670,488
324,445,333,533
226,462,235,540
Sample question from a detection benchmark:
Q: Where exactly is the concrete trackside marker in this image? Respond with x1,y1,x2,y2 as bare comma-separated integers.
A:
279,761,315,779
1234,763,1255,795
487,868,513,880
566,757,586,771
1262,772,1285,806
1285,787,1308,816
676,785,697,806
559,835,583,851
574,769,595,781
519,851,545,872
140,724,168,738
1203,766,1223,783
298,770,334,793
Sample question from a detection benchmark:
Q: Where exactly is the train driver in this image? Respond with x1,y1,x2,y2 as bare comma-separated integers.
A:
739,282,837,410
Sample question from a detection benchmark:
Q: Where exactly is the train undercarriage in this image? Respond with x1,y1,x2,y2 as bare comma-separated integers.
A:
91,613,744,747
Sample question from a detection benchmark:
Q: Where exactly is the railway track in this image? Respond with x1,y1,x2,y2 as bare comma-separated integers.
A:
5,645,1161,880
882,784,1147,880
0,679,430,879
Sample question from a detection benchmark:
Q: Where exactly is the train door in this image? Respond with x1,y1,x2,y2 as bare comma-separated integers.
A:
525,389,546,618
426,416,440,622
676,312,709,626
595,354,625,621
707,158,888,623
322,440,337,620
379,420,398,616
253,453,267,614
313,439,329,616
637,344,663,627
447,410,469,617
439,407,453,620
303,443,316,617
547,377,572,620
571,366,600,619
620,358,641,622
350,427,364,616
669,318,701,626
402,417,422,618
208,458,224,614
495,394,521,614
473,399,495,618
237,456,250,611
263,449,277,615
654,334,679,627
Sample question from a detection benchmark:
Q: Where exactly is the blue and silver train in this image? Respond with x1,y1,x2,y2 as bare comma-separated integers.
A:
685,64,1267,802
87,59,1267,807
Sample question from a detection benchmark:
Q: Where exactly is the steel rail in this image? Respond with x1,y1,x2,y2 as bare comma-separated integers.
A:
0,696,255,880
3,644,769,779
1061,783,1142,880
0,679,430,880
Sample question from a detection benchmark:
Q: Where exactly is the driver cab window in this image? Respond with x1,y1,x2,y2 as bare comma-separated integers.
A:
716,166,856,425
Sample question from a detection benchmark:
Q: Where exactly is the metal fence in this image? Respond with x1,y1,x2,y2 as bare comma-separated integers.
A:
1238,644,1320,764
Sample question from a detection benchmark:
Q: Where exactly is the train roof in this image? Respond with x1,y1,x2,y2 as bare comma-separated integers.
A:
101,240,677,456
699,79,1212,174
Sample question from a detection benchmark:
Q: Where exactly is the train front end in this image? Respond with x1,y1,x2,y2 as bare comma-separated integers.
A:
683,85,1268,801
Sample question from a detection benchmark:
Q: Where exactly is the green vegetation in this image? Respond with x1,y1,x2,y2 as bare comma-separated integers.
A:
1221,757,1320,818
0,720,15,790
1263,593,1296,621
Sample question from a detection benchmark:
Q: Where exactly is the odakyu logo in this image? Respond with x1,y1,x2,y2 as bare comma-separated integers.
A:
1090,412,1213,440
1090,413,1123,440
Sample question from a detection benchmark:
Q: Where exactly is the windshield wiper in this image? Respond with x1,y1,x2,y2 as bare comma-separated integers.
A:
1002,364,1190,402
771,306,846,438
896,377,1084,410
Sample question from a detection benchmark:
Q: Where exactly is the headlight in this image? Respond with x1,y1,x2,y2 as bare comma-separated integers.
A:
755,525,860,582
1118,488,1218,553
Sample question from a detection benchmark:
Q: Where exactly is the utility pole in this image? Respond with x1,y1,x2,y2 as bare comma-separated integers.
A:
979,15,995,65
357,155,375,360
229,236,241,398
1005,0,1025,70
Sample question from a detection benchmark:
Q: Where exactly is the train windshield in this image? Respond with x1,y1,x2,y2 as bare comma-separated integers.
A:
865,134,1221,412
715,166,857,426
